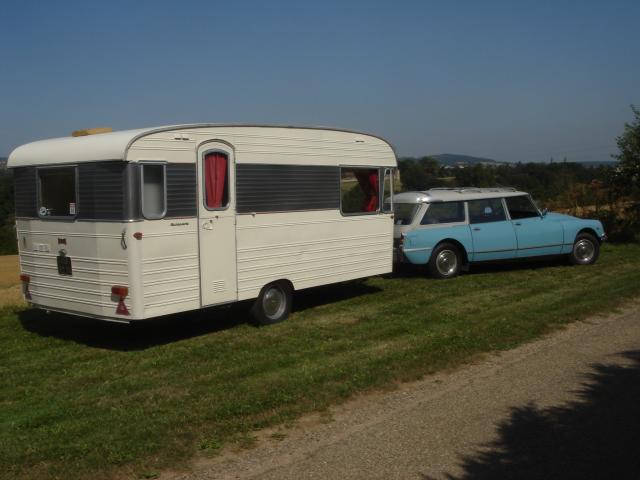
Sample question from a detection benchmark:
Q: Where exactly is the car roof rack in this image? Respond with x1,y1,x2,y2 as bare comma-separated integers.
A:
427,187,518,194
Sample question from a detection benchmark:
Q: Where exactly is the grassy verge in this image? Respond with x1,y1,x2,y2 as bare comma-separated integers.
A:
1,244,640,479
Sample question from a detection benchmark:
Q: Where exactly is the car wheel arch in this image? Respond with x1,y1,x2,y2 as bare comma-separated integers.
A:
431,238,469,266
576,227,600,243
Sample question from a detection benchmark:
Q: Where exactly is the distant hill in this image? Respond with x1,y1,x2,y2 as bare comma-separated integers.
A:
431,153,503,167
404,154,617,168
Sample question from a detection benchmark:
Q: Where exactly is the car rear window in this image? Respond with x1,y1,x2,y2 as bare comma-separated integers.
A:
393,203,420,225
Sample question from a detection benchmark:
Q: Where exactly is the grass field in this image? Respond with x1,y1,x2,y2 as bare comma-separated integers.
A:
2,244,640,479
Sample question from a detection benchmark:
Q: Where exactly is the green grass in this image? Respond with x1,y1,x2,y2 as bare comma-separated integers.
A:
2,243,640,479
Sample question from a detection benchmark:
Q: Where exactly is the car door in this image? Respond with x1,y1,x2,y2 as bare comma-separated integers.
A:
505,195,563,257
467,198,517,261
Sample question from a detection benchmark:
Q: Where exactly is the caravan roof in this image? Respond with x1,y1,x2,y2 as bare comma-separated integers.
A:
8,124,395,168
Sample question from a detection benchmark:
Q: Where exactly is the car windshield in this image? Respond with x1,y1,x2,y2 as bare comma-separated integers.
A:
393,203,420,225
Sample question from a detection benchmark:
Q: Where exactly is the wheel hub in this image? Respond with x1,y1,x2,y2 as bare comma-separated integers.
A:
436,250,458,276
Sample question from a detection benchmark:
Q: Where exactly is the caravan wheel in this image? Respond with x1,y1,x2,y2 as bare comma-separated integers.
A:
251,281,292,326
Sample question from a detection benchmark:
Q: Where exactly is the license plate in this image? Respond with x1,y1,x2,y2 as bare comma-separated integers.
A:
57,255,72,275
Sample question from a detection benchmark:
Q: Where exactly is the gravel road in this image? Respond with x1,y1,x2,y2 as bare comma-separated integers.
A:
168,300,640,480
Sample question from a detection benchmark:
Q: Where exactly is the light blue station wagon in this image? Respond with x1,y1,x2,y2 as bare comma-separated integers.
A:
393,188,606,279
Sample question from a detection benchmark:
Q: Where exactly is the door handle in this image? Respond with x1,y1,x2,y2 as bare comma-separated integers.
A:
473,227,481,231
514,222,522,226
202,220,214,230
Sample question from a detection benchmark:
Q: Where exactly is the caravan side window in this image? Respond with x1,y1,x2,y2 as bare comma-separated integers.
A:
38,166,77,218
340,167,380,214
141,163,167,219
204,152,229,209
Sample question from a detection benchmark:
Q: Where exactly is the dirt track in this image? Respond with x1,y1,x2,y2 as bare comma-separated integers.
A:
168,300,640,480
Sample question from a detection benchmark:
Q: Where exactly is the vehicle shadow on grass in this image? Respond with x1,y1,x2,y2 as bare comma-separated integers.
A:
17,303,251,351
292,281,382,312
429,350,640,480
391,256,568,279
17,281,381,351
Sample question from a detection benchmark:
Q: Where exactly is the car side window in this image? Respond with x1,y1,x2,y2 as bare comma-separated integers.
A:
505,195,540,219
468,198,506,224
421,201,465,225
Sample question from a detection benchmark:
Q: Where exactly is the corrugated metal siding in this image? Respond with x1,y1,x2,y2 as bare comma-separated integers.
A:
236,164,339,213
166,164,196,217
13,167,37,217
77,162,127,220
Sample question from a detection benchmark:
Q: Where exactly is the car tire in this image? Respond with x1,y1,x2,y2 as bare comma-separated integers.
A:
569,233,600,266
250,281,292,326
428,243,462,279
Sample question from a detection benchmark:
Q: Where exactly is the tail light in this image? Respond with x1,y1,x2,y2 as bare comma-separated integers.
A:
111,285,130,316
20,274,31,300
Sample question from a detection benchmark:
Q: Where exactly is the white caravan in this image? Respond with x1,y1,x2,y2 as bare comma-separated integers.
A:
8,125,397,324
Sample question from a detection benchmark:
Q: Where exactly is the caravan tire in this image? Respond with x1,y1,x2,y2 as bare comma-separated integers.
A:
251,281,292,326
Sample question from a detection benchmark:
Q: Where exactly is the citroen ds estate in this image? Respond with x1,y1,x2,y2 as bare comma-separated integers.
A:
393,188,606,279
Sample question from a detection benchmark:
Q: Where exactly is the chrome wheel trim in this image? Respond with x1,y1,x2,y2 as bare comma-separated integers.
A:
436,249,458,276
574,239,595,263
262,285,286,319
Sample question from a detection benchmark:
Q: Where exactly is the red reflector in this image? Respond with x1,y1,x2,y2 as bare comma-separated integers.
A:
20,274,30,282
111,285,129,297
133,232,143,240
116,298,130,316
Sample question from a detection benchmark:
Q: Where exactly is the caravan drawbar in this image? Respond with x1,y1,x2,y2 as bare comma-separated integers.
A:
8,125,397,324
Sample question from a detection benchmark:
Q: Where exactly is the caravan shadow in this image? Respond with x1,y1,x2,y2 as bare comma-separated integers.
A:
18,281,382,350
18,302,251,352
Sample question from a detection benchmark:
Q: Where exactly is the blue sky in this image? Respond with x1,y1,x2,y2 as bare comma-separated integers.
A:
1,0,638,162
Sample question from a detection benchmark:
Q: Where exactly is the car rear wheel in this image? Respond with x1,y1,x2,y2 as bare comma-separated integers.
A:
569,233,599,265
250,281,292,325
428,243,462,279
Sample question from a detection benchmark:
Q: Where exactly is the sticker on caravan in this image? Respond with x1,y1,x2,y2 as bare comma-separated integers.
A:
69,203,76,215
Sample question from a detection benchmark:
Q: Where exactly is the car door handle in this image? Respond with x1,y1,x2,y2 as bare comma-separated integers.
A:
473,227,481,231
514,222,522,226
202,221,214,230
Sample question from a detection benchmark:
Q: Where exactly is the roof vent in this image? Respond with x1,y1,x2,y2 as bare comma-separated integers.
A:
71,127,113,137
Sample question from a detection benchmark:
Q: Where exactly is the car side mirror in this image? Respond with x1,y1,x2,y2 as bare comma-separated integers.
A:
541,208,548,217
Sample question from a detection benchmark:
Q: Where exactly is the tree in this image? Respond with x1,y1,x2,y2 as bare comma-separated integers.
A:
613,105,640,196
397,157,444,191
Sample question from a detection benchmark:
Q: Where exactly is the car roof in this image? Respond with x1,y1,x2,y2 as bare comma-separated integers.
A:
393,188,528,203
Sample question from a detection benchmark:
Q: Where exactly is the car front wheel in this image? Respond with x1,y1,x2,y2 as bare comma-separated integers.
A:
569,233,599,265
428,243,462,279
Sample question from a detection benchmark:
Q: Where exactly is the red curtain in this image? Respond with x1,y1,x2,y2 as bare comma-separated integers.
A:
204,153,227,208
355,170,379,212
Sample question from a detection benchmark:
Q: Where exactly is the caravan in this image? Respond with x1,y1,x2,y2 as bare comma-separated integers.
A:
8,125,397,324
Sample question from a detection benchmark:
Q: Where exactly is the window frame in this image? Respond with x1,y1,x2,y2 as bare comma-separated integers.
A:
139,161,168,220
36,165,79,220
201,149,231,212
381,168,394,214
339,165,382,217
419,200,467,226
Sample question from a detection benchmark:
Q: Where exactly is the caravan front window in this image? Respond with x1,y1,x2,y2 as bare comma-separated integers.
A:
340,167,380,214
38,167,77,218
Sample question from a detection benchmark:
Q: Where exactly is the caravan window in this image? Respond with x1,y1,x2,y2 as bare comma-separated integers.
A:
141,163,167,219
38,167,77,218
204,152,229,209
340,167,380,214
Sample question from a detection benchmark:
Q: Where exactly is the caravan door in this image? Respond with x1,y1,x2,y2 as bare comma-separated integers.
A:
197,142,238,306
